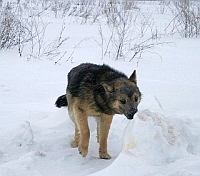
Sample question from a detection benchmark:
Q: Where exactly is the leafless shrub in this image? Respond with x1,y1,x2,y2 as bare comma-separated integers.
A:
156,0,171,14
54,37,93,64
166,0,200,38
0,0,168,63
98,5,165,62
51,0,71,18
0,3,26,52
44,22,69,59
25,17,69,60
67,0,134,24
0,1,68,60
25,14,49,60
68,0,103,24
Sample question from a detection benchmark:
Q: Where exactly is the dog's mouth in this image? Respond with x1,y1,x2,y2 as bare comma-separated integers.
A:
118,107,138,120
126,115,134,120
126,114,135,120
125,108,138,120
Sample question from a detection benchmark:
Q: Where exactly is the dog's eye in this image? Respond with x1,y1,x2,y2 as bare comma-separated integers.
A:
120,99,127,104
135,97,138,102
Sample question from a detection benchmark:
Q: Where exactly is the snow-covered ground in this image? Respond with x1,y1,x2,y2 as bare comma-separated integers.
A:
1,1,200,176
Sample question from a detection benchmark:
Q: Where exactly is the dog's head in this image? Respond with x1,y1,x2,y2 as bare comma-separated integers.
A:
102,70,141,120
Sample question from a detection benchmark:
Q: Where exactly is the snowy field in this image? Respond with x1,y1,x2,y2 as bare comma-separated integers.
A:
1,0,200,175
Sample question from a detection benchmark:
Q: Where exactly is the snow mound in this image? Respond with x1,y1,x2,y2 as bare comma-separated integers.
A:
91,109,200,176
124,109,199,165
10,121,34,147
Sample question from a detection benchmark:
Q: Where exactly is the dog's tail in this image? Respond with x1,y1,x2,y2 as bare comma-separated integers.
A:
55,94,68,108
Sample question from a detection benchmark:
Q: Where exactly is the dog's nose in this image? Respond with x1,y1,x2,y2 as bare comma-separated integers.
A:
127,115,134,120
127,113,135,120
126,108,138,120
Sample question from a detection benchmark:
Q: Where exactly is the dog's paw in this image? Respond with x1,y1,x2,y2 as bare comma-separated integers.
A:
99,153,111,160
78,146,88,157
71,141,78,148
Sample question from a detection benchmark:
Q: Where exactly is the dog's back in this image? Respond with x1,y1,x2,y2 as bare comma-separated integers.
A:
67,63,127,97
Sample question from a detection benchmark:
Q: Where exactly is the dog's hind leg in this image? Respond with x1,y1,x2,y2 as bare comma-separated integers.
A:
67,93,80,148
99,115,113,159
74,106,90,157
71,124,79,148
69,107,79,148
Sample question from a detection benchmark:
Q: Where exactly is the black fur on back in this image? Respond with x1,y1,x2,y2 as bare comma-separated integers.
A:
67,63,127,97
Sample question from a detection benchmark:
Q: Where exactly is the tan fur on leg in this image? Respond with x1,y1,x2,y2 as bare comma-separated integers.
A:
71,124,79,148
99,115,113,159
96,118,100,143
74,106,90,157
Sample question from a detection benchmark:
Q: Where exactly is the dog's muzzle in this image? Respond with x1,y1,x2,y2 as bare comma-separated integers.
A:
126,108,138,120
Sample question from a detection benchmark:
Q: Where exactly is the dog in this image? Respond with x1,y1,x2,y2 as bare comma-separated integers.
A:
55,63,141,159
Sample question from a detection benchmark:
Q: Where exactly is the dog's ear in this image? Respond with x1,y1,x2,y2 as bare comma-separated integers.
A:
95,83,113,97
102,83,113,93
129,70,137,84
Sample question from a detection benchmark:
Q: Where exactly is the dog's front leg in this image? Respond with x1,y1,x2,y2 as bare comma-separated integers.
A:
75,106,90,157
99,115,113,159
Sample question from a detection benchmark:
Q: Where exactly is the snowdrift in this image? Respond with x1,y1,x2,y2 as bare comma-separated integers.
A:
91,110,200,175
